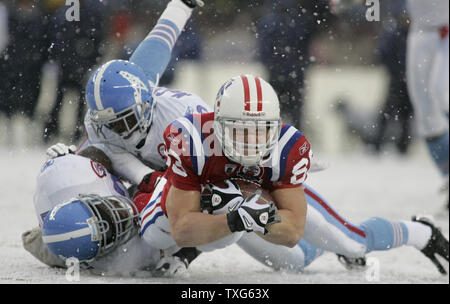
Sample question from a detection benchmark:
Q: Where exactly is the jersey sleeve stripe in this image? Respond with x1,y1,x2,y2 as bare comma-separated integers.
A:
140,202,162,227
177,117,206,175
279,124,291,138
140,210,164,236
139,189,164,235
279,131,302,181
272,125,297,180
141,191,162,214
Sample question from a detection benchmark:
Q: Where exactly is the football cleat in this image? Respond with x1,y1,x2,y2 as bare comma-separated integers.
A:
153,247,201,277
337,254,367,271
153,255,188,277
412,216,449,275
180,0,204,8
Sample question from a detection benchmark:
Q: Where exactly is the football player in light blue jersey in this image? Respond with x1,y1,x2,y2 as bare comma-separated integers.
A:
48,0,210,186
24,153,193,277
26,0,207,277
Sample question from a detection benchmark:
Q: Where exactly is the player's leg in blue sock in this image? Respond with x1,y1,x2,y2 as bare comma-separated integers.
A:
303,185,368,258
297,239,324,267
303,185,432,256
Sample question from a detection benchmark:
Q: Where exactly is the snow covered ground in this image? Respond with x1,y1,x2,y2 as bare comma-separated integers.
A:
0,144,448,284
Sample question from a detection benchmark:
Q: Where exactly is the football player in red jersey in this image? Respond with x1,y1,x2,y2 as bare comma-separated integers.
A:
139,75,310,254
138,75,449,276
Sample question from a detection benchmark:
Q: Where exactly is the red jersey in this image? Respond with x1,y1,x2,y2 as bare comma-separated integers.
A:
158,112,312,214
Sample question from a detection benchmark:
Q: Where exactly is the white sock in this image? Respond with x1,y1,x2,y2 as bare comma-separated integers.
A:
402,220,432,250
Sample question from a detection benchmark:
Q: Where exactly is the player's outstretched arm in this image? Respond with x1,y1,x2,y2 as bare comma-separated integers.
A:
256,187,307,248
129,0,203,84
166,185,233,248
77,146,113,173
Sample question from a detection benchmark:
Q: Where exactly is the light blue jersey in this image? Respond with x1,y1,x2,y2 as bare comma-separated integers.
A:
81,1,212,184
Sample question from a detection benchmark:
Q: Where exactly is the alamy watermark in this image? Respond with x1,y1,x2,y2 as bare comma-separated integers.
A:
65,0,80,22
365,0,380,22
365,257,380,282
65,257,80,282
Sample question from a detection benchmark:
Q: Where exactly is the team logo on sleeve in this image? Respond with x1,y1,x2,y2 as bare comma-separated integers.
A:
90,160,106,178
40,159,54,173
166,133,181,145
299,142,309,155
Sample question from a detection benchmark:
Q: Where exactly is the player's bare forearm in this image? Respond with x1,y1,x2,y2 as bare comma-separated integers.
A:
166,185,233,247
77,146,113,173
172,211,232,247
257,187,307,247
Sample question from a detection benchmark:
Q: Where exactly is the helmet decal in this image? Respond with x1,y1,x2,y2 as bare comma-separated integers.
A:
114,71,150,105
241,75,264,115
42,194,138,261
241,75,251,111
85,60,154,151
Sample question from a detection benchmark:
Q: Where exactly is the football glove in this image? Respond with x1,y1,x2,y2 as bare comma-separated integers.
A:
46,143,77,159
201,180,244,214
227,190,281,235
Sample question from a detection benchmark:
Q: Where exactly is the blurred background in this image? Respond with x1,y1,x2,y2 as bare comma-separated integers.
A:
0,0,418,157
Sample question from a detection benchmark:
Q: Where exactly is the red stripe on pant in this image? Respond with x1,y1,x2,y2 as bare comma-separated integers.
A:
304,187,366,238
440,25,449,39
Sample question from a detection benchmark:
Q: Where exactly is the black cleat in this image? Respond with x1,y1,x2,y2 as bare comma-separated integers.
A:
180,0,204,8
412,216,449,275
337,254,367,271
153,247,202,277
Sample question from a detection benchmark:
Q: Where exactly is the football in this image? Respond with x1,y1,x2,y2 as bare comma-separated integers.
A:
230,178,275,206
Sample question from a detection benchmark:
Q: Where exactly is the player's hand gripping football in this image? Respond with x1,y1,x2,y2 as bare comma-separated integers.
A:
227,190,281,235
46,143,77,159
201,180,244,214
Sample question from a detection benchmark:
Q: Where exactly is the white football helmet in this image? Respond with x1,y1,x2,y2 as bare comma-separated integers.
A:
213,75,281,166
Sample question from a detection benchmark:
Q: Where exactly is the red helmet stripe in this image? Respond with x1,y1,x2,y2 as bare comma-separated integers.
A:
241,75,250,111
255,76,263,111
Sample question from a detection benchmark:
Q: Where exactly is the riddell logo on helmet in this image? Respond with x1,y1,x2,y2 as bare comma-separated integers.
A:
242,111,266,117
